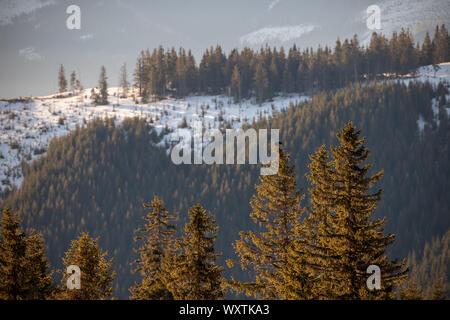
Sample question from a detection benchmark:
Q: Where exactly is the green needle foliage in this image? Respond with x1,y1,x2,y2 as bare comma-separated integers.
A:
58,232,115,300
228,148,311,299
304,122,407,299
0,209,53,300
130,195,176,300
398,278,423,300
165,204,224,300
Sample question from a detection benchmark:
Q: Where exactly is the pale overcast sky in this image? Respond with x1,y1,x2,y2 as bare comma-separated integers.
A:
1,0,449,98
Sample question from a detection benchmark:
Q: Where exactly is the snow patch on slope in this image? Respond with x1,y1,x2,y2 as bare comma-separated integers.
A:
240,24,316,46
412,63,450,133
0,89,307,193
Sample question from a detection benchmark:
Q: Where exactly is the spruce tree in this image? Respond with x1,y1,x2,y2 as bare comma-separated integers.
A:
176,49,188,97
165,204,224,300
0,209,53,300
134,52,145,96
58,232,115,300
228,148,309,299
130,196,176,300
254,61,269,105
75,79,83,94
398,278,423,300
186,50,198,94
433,24,449,64
430,275,446,300
97,66,109,105
421,32,434,66
70,71,77,92
119,63,129,98
230,65,241,103
305,123,407,299
58,64,67,93
24,231,54,299
90,88,98,105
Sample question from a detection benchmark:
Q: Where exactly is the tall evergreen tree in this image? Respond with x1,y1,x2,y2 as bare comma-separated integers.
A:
433,24,450,64
398,278,423,300
90,88,98,105
421,32,434,66
431,276,446,300
97,66,109,105
133,51,148,97
397,28,417,74
119,63,129,98
0,209,53,300
70,71,77,92
304,123,407,299
175,48,188,97
58,233,115,300
230,65,242,103
254,61,269,105
186,50,198,94
130,196,176,300
58,64,67,93
228,149,310,299
165,204,224,300
76,79,83,93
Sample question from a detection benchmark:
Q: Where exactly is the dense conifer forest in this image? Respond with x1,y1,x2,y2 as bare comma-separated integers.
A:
1,25,449,300
131,25,449,103
1,80,448,299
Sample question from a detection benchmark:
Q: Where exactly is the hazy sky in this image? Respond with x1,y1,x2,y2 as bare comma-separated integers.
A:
1,0,449,98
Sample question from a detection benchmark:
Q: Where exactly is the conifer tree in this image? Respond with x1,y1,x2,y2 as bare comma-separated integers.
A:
70,71,77,92
421,32,434,66
430,275,446,300
175,49,188,97
130,196,176,300
228,149,309,299
0,209,53,300
254,61,269,105
186,50,198,94
76,79,83,94
119,63,129,98
58,233,115,300
230,65,242,103
398,278,423,300
97,66,108,105
58,64,67,93
134,52,145,96
90,88,98,105
25,231,54,299
97,66,109,105
433,25,449,64
165,204,224,300
304,123,407,299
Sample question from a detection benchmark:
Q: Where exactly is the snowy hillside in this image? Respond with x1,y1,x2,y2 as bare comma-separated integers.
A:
1,62,449,194
0,88,307,193
405,62,450,85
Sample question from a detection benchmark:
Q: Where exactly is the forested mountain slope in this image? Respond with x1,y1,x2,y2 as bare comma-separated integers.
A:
2,81,449,298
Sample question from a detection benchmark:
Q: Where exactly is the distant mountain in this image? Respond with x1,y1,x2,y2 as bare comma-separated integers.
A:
358,0,450,45
239,0,450,49
2,1,449,98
